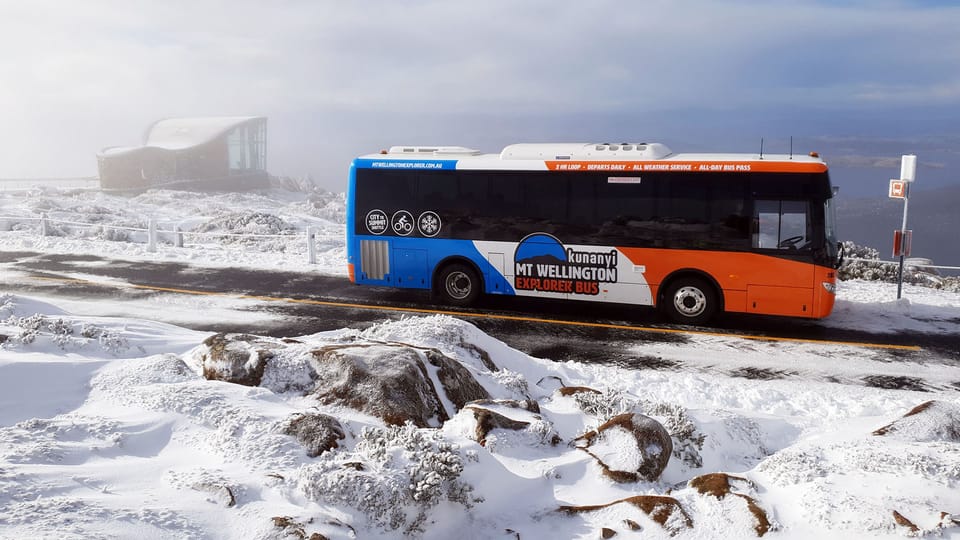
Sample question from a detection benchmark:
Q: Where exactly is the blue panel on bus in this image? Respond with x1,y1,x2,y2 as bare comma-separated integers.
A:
351,236,516,296
353,158,458,170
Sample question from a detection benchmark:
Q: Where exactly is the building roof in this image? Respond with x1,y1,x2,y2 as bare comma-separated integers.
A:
98,116,265,157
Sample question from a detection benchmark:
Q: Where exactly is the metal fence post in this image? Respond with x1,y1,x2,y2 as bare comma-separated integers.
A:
147,218,157,253
307,227,317,264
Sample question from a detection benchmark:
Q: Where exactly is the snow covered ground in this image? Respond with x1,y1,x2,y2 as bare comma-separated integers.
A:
1,185,959,539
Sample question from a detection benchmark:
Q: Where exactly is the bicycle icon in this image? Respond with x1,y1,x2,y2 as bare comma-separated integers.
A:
391,210,415,236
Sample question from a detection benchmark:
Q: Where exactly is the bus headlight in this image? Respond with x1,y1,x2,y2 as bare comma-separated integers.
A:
822,282,837,294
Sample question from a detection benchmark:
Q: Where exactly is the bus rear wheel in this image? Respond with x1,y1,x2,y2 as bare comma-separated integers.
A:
662,278,718,325
436,263,481,307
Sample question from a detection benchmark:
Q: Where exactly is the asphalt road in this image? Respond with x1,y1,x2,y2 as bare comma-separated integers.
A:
2,251,958,389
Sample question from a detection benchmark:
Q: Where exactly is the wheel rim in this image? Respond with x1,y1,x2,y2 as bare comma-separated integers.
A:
445,271,472,300
673,286,707,318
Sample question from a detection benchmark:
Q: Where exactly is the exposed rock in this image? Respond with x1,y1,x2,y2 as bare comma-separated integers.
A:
873,400,960,442
557,386,602,397
892,510,920,535
601,527,616,538
196,333,280,386
309,344,490,428
468,407,530,446
310,344,445,427
575,413,672,482
559,495,692,536
282,413,345,457
463,402,561,448
423,349,490,409
271,516,330,540
468,398,541,414
461,341,498,372
624,519,641,531
689,473,771,536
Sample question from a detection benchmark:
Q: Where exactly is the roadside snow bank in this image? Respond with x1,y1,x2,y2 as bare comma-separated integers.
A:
1,297,958,539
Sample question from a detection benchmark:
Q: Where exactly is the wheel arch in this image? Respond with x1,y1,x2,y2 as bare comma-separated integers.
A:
657,269,725,313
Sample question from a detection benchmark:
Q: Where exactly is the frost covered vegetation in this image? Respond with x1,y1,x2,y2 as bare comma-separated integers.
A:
839,241,960,292
2,292,960,539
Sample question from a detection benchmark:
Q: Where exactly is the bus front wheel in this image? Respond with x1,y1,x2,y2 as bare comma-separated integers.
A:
436,263,481,307
661,278,718,325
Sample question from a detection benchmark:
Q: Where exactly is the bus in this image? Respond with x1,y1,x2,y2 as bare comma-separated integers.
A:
346,142,842,324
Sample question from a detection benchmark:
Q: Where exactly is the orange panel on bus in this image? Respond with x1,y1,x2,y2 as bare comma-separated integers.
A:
746,285,814,317
617,247,826,317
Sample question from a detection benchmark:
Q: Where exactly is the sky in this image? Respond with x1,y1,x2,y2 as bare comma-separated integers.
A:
1,0,959,195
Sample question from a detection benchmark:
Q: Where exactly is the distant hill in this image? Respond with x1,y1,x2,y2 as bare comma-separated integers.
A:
836,184,960,268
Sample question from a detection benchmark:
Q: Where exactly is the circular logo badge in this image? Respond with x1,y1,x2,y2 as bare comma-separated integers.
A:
365,209,388,235
417,211,441,237
391,210,415,236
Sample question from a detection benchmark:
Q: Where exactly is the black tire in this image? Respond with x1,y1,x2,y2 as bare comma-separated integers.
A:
661,277,718,325
435,263,481,307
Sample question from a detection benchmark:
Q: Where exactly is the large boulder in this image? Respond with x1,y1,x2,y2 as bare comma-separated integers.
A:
575,413,672,482
194,333,280,386
309,344,489,428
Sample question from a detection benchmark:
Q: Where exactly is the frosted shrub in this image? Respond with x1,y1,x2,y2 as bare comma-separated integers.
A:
4,314,44,344
574,390,706,468
573,387,637,421
838,241,950,288
2,314,128,354
46,318,74,348
298,422,478,535
90,225,130,242
639,400,706,469
80,323,130,354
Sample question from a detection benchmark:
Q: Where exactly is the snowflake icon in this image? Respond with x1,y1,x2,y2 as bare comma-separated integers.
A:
417,211,441,237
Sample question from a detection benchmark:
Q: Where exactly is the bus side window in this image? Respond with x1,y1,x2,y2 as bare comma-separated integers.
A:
753,200,810,250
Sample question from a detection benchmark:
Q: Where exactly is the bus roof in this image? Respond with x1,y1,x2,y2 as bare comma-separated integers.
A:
356,143,828,173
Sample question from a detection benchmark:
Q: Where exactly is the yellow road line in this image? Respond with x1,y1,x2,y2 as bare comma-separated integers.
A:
29,275,923,351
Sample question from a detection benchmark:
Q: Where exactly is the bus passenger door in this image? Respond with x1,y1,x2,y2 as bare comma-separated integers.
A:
747,200,815,317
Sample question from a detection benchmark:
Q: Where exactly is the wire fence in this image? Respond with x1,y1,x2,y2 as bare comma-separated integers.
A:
0,213,341,264
2,212,956,271
843,257,960,272
0,178,100,192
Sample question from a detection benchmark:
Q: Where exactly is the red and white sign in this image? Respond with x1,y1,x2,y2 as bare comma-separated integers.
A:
889,179,906,199
893,229,912,258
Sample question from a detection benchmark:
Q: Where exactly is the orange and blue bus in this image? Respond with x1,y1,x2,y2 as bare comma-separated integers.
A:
346,142,842,324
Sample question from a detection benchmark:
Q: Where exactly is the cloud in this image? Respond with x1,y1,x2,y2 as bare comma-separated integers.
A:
0,0,958,182
826,155,945,169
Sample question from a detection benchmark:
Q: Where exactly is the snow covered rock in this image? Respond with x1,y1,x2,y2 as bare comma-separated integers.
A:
281,412,345,457
193,333,279,386
558,494,693,536
453,399,560,450
872,400,960,442
309,344,489,428
575,413,673,482
422,348,490,409
688,472,772,536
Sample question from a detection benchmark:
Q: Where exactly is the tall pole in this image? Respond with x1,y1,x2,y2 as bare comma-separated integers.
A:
896,181,910,299
895,154,917,300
